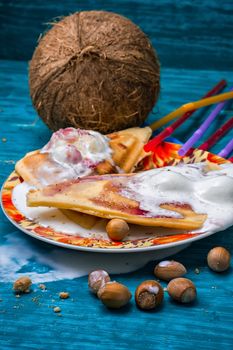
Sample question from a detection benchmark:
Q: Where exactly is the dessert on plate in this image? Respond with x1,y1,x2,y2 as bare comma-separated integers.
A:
6,126,233,247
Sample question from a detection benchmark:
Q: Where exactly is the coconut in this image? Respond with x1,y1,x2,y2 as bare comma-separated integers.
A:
29,11,160,134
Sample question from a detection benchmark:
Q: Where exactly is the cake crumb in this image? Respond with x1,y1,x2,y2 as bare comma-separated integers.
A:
53,306,61,313
2,137,7,142
195,268,200,274
39,284,46,290
59,292,69,299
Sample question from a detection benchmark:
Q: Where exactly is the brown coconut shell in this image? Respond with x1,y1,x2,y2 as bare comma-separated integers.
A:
29,11,160,134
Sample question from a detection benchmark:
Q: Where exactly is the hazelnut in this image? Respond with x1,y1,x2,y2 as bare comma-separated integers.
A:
97,281,132,309
135,280,164,310
207,246,231,272
59,292,69,299
88,270,111,294
154,260,187,281
106,219,129,241
167,278,196,303
13,276,32,293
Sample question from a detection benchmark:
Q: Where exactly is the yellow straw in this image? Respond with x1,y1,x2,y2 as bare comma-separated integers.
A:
150,91,233,131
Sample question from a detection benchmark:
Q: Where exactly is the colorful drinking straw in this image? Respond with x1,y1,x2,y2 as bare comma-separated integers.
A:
218,139,233,158
178,87,233,156
144,80,226,152
149,90,233,131
199,117,233,151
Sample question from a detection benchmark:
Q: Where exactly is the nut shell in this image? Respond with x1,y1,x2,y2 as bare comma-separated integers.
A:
106,219,129,241
154,260,187,281
135,280,164,310
167,278,196,303
13,276,32,293
88,270,111,294
207,247,231,272
97,281,132,308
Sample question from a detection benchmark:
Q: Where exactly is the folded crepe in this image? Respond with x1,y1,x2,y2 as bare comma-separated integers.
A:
27,171,207,231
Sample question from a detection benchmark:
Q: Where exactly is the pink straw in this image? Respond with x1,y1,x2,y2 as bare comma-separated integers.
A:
199,117,233,151
144,80,227,152
218,139,233,158
178,87,233,156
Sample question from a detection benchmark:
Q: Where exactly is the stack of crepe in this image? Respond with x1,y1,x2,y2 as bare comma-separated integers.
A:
27,173,206,231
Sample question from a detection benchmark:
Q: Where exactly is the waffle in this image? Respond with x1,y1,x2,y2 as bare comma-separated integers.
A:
27,173,207,231
106,126,152,173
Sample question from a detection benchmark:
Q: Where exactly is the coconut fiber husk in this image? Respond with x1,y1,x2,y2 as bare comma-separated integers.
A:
29,11,160,134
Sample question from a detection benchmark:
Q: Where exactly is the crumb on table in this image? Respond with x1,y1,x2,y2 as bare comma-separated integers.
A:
59,292,69,299
53,306,61,313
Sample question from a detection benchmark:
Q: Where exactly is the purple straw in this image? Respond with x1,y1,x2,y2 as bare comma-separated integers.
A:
178,87,233,156
218,138,233,158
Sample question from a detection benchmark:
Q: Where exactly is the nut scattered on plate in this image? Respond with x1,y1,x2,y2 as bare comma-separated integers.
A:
106,219,129,241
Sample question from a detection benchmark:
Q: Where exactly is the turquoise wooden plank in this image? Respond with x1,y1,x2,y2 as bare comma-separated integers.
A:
0,60,233,350
1,0,233,70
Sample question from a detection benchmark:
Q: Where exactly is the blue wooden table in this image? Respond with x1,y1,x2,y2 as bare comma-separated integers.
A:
0,1,233,349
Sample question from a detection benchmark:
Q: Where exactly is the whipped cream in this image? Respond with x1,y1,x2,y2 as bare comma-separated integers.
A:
40,128,113,182
121,162,233,233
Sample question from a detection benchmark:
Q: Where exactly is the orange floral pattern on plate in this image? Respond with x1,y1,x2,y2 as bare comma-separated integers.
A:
1,142,229,250
142,141,229,169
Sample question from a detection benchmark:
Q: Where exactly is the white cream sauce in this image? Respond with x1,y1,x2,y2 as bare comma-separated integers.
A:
39,127,113,184
121,162,233,233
